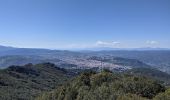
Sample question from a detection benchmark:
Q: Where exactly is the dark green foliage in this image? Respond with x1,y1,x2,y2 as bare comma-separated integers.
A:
0,63,73,100
102,68,113,73
125,68,170,86
37,71,166,100
153,88,170,100
117,94,148,100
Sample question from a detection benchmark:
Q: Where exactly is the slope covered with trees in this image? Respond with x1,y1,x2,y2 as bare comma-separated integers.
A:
36,70,167,100
0,63,74,100
154,88,170,100
125,68,170,86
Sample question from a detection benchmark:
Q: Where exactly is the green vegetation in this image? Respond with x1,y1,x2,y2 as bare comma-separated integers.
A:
0,62,170,100
125,68,170,86
0,63,73,100
36,70,167,100
154,88,170,100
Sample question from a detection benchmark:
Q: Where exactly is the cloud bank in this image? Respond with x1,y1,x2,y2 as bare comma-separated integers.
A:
95,41,121,47
146,41,159,45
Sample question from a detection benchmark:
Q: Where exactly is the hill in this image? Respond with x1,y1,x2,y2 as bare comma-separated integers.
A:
0,55,44,68
89,50,170,74
0,55,151,73
0,55,64,69
36,71,167,100
124,68,170,86
0,63,74,100
87,56,150,69
0,45,16,52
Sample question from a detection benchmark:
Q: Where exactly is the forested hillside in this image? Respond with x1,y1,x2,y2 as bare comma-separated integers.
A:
0,63,74,100
125,68,170,86
0,62,170,100
36,70,169,100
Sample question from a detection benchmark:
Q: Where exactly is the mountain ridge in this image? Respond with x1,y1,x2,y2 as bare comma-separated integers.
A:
0,63,75,100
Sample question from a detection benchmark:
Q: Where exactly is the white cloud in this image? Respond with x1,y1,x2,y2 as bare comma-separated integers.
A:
146,41,158,45
65,41,121,49
95,41,120,47
112,42,121,45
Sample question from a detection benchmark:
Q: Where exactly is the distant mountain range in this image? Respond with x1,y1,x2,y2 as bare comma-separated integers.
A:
0,45,15,52
1,45,170,52
72,47,170,51
0,45,170,74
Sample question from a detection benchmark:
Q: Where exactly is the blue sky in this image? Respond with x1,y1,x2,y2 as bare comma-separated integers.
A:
0,0,170,49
